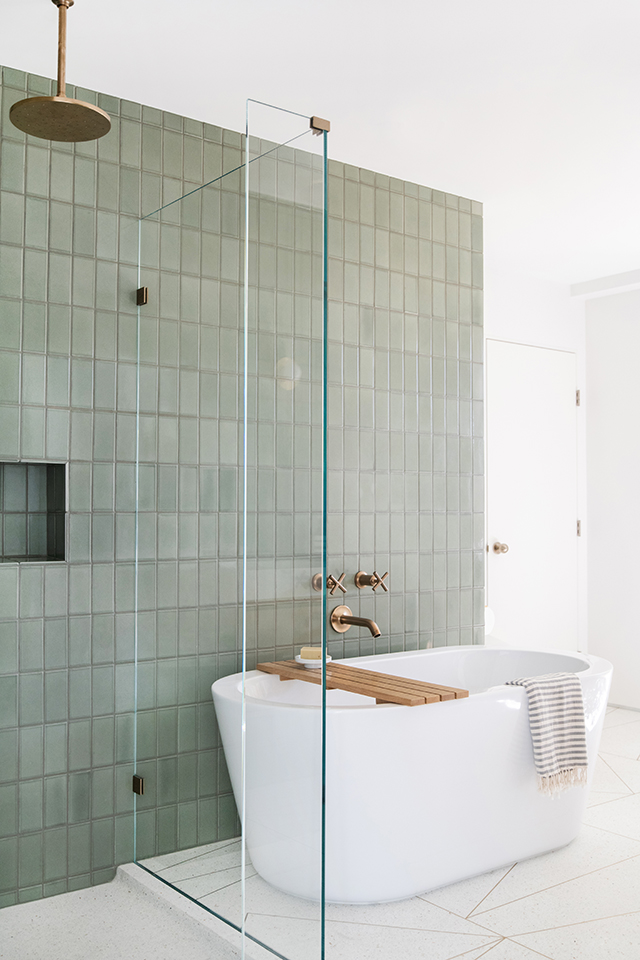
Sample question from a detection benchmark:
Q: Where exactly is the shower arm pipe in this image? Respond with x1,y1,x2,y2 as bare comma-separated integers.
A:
53,0,74,98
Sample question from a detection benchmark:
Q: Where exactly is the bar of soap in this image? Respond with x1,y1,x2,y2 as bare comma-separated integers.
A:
300,647,322,660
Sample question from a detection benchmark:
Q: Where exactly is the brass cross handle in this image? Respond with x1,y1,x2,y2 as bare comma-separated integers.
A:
328,573,348,595
354,570,389,592
312,573,348,595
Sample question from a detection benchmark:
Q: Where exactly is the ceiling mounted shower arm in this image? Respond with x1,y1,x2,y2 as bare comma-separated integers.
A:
53,0,74,100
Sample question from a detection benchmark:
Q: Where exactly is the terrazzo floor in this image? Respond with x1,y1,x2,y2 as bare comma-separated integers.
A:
142,704,640,960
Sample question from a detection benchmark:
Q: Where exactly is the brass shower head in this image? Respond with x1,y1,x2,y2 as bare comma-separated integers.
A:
10,0,111,142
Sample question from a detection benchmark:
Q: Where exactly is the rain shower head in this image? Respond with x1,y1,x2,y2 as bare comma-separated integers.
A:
10,0,111,142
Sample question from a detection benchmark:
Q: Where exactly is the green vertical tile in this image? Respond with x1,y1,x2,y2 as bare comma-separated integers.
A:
91,817,114,870
0,783,17,837
19,566,43,619
92,717,115,768
68,720,91,771
18,779,43,833
0,837,18,893
0,244,22,299
18,833,42,887
44,672,67,723
68,772,90,823
91,769,114,819
44,777,67,827
0,621,18,672
49,151,73,202
67,823,90,876
43,827,67,882
49,200,73,253
68,667,91,719
0,406,19,458
1,141,25,194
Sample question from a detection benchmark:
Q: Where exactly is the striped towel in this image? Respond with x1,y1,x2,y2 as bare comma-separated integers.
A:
506,672,588,797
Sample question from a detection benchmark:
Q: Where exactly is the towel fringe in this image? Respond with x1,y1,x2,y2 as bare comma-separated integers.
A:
538,766,589,798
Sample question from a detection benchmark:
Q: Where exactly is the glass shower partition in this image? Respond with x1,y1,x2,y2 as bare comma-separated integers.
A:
132,104,329,960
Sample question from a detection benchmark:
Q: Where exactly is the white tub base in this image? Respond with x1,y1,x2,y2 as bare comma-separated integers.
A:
212,646,612,903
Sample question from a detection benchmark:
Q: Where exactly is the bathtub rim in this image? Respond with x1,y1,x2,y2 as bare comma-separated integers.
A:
211,645,613,712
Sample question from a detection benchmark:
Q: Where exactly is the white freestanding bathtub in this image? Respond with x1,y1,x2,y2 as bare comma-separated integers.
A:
212,646,612,904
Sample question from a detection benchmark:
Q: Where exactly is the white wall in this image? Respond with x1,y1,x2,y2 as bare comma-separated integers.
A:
585,289,640,708
484,258,587,651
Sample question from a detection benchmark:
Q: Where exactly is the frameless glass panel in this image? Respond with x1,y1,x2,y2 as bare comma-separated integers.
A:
133,104,329,960
132,145,248,947
240,101,327,960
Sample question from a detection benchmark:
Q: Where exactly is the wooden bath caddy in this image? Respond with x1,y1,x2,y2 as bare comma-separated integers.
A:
256,659,469,706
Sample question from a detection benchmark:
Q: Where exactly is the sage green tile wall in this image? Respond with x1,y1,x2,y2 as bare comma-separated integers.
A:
324,168,485,656
0,66,243,906
0,64,483,908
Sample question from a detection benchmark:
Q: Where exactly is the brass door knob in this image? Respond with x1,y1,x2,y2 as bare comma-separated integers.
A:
492,542,509,554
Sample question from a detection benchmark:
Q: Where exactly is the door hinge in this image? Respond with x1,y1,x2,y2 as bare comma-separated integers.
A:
136,286,149,306
576,389,581,406
577,520,582,537
132,775,145,796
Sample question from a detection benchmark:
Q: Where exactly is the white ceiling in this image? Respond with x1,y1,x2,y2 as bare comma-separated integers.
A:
2,0,639,285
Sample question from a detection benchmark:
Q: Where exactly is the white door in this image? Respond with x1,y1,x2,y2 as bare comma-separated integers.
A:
486,339,578,651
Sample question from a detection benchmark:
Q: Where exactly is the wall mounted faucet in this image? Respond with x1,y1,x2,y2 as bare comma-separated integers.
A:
330,605,381,638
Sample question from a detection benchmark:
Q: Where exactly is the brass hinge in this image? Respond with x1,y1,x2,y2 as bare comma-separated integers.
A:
577,520,581,537
136,287,149,306
576,389,581,406
132,774,145,795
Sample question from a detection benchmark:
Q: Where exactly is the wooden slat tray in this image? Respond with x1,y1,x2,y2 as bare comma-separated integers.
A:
256,659,468,706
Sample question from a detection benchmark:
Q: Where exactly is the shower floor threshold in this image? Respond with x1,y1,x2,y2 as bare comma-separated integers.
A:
0,863,248,960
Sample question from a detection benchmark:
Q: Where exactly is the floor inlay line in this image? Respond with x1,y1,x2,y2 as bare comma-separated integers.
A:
587,791,635,808
245,913,499,936
598,754,635,793
472,852,640,916
467,864,517,918
447,939,503,960
506,907,640,937
502,938,556,960
160,862,249,882
579,820,640,843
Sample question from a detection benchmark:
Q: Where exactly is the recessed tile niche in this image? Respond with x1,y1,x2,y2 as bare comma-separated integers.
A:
0,462,66,562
